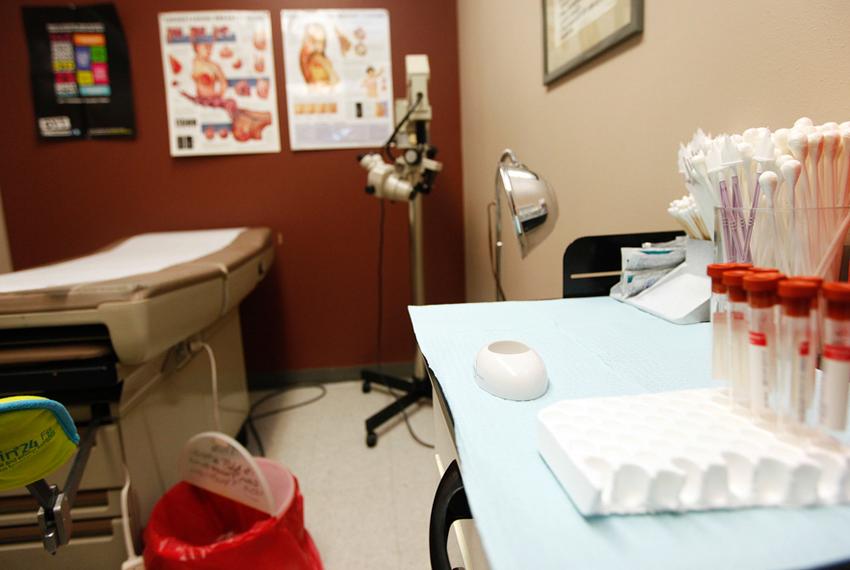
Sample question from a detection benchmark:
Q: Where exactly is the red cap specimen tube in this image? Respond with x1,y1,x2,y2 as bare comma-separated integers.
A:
776,279,820,429
723,270,753,404
797,275,825,359
707,263,735,382
820,282,850,431
743,272,783,414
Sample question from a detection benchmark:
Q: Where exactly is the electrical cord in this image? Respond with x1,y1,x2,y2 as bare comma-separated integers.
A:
245,416,264,457
398,387,435,448
376,200,386,378
383,92,424,162
115,420,143,569
194,341,222,432
375,199,434,449
119,468,142,568
246,383,329,457
251,384,328,420
487,202,507,300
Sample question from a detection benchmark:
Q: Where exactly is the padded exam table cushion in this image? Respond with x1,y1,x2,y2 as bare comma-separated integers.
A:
0,228,273,364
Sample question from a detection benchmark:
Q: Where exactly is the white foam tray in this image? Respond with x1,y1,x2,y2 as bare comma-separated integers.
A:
537,388,850,516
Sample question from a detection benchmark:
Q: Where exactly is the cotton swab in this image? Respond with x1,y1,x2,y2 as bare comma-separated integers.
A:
807,132,823,207
678,144,716,235
747,131,776,238
668,196,709,239
757,171,784,269
780,159,806,273
738,141,755,207
720,136,748,255
786,152,815,273
678,118,850,277
822,129,839,207
780,160,802,209
795,116,815,132
773,128,791,156
838,127,850,208
706,142,737,259
816,212,850,277
787,131,812,209
805,132,826,274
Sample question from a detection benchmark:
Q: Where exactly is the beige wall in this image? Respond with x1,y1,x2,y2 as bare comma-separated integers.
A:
459,0,850,301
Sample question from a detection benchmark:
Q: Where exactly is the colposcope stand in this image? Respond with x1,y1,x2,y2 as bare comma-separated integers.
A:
358,55,440,447
362,194,431,448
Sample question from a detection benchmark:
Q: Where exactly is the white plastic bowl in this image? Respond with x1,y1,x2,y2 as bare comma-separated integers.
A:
474,340,548,400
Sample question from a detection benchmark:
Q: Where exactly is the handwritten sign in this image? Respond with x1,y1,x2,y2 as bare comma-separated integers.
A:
178,432,275,514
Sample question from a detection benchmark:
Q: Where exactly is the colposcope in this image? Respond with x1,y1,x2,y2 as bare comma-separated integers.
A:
356,55,443,447
358,54,442,203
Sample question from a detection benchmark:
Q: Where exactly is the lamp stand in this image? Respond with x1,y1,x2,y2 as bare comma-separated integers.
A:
361,193,431,448
495,178,504,301
494,149,519,301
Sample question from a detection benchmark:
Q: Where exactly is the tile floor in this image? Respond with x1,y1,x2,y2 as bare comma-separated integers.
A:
251,381,451,570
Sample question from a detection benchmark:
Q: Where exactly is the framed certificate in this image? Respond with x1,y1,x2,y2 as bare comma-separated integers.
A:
542,0,643,85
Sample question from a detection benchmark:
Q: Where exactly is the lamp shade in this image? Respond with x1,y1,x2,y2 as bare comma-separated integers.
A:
496,153,558,258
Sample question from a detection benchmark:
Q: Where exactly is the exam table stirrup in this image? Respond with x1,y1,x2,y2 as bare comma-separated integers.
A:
25,413,103,555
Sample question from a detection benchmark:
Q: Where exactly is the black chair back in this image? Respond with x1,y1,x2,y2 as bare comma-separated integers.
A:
562,231,684,298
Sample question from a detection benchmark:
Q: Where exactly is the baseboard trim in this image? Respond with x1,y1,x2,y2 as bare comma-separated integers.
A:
248,361,413,389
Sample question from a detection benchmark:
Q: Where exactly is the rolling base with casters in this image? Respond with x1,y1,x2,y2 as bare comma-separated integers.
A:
362,368,432,447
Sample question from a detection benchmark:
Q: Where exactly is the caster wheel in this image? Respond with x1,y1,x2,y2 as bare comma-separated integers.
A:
366,432,377,447
362,381,371,393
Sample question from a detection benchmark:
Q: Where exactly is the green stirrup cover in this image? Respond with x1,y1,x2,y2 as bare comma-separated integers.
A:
0,396,79,491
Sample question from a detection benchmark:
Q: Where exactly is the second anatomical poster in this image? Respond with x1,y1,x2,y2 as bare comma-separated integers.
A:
158,11,281,157
281,9,393,151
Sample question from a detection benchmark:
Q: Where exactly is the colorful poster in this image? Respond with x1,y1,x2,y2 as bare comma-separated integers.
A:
22,4,135,139
281,9,394,151
158,11,281,157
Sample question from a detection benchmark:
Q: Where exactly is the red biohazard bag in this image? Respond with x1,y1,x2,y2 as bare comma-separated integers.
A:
143,479,322,570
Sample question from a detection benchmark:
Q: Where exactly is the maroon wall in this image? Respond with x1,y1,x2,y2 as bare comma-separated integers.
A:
0,0,465,374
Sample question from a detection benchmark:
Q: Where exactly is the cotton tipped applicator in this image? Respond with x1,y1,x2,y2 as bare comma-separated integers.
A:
780,159,806,273
773,128,791,155
787,130,811,209
838,127,850,208
756,171,782,269
738,141,755,206
807,132,823,207
822,129,839,207
795,117,816,135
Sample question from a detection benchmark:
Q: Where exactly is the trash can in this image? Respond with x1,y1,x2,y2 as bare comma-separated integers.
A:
143,475,322,570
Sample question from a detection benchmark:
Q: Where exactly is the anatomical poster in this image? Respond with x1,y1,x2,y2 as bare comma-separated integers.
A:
158,11,281,157
22,4,135,139
281,9,394,151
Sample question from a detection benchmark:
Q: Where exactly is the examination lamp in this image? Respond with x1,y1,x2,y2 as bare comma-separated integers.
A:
493,149,559,300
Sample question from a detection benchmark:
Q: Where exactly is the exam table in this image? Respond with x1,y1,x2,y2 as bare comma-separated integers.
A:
0,228,273,568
